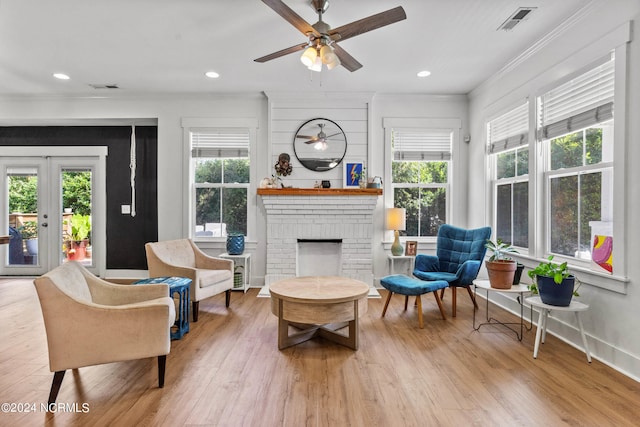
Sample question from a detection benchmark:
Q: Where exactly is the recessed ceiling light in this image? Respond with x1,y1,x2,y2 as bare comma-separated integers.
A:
205,71,220,79
53,73,70,80
417,70,431,78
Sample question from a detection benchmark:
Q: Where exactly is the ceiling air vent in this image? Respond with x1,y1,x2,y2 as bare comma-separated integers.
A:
497,7,536,31
89,83,119,89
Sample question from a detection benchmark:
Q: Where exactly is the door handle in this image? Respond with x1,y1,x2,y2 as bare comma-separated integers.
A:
41,222,48,227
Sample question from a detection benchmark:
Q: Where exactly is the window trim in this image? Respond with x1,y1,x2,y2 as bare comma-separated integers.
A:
182,117,258,242
530,44,627,293
383,117,461,241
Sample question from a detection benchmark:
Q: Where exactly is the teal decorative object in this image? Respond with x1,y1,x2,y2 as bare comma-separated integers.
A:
226,234,245,255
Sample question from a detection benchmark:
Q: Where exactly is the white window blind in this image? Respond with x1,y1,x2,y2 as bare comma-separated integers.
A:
488,102,529,153
191,128,249,158
538,55,614,140
393,129,452,161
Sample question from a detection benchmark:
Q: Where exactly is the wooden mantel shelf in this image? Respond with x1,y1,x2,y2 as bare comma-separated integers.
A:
257,188,382,196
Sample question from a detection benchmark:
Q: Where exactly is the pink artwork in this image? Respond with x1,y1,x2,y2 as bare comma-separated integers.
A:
592,235,613,273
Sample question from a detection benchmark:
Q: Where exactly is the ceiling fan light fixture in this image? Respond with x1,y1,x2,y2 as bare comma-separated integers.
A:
326,55,341,70
320,44,336,64
300,46,318,67
308,55,323,72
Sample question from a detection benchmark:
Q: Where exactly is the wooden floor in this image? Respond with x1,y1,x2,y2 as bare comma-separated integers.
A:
1,278,639,427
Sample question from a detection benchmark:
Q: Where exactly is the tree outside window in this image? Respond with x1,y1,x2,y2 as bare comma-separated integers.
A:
392,160,447,237
547,127,612,258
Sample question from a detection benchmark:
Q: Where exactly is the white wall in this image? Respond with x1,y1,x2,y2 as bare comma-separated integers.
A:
468,3,640,380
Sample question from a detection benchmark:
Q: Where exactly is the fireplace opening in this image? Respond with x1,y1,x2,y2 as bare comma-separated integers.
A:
297,239,342,277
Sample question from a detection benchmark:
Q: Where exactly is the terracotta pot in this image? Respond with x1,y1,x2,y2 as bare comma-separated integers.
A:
67,240,88,261
485,260,517,289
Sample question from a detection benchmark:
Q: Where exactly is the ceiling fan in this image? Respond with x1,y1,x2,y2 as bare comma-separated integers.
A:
255,0,407,72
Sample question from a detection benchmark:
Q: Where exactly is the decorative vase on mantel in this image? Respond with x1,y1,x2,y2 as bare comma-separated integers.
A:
226,234,245,255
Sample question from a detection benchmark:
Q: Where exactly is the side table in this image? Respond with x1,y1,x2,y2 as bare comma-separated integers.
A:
473,280,532,341
525,296,591,362
219,252,251,292
387,254,415,276
134,276,191,340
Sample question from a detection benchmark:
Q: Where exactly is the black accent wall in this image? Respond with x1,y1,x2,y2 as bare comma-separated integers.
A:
0,126,158,269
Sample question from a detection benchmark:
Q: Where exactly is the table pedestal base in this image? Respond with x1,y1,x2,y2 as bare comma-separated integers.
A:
277,299,360,350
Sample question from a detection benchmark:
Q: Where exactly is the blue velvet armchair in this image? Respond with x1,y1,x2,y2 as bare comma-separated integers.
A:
413,224,492,317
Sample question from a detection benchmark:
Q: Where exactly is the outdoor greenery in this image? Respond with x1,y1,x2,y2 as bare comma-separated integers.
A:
194,158,249,235
495,127,605,257
18,221,38,240
8,171,92,216
549,128,604,257
70,214,91,242
392,160,447,237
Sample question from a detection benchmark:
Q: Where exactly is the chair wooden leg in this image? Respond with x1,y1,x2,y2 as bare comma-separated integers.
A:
433,290,447,320
404,295,409,311
466,285,479,309
48,370,66,406
382,291,393,317
452,287,457,317
440,288,446,299
416,295,424,329
225,289,231,307
192,301,199,322
158,355,166,388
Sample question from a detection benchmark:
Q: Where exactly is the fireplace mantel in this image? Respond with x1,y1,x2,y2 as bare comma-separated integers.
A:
257,188,382,196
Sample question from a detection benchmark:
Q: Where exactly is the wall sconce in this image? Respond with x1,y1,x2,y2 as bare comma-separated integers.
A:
386,208,406,256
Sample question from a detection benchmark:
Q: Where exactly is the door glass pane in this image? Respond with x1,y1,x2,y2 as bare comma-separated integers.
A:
62,169,92,266
7,167,38,266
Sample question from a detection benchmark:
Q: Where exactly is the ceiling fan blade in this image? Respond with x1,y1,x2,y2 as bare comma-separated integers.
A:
333,44,362,72
329,6,406,42
254,42,308,63
296,134,318,140
261,0,320,37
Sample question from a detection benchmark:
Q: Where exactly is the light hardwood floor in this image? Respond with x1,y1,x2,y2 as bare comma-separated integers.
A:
1,277,639,427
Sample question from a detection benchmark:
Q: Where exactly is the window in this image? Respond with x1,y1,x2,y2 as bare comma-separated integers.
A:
538,55,614,260
391,129,451,237
190,128,250,238
488,102,529,248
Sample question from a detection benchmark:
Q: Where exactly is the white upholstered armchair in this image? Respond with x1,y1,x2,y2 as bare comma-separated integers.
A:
145,239,233,322
33,261,175,405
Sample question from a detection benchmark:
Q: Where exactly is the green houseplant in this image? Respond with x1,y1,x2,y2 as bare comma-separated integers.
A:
527,255,579,306
484,239,518,289
66,214,91,261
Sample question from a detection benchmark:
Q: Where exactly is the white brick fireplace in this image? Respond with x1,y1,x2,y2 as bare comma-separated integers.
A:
259,189,381,291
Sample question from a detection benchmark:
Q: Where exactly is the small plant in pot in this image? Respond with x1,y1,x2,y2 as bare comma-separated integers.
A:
484,239,518,289
527,255,579,306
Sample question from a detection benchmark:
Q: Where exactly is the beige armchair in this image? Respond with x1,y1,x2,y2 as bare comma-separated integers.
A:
145,239,233,322
33,261,175,405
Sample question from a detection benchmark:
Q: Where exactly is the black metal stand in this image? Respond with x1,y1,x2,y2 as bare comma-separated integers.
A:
473,283,532,341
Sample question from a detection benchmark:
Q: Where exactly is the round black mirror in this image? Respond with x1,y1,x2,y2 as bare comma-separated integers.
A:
293,118,347,172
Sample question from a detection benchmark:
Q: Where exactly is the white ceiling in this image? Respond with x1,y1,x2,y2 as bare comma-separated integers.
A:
0,0,593,97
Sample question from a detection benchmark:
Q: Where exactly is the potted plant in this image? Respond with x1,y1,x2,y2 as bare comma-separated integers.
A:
18,221,38,256
527,255,579,306
484,239,518,289
66,214,91,261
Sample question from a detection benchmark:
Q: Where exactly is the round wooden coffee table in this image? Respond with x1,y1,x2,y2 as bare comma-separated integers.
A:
269,276,369,350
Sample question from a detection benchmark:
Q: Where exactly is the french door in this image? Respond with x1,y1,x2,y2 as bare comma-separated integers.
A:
0,147,106,276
